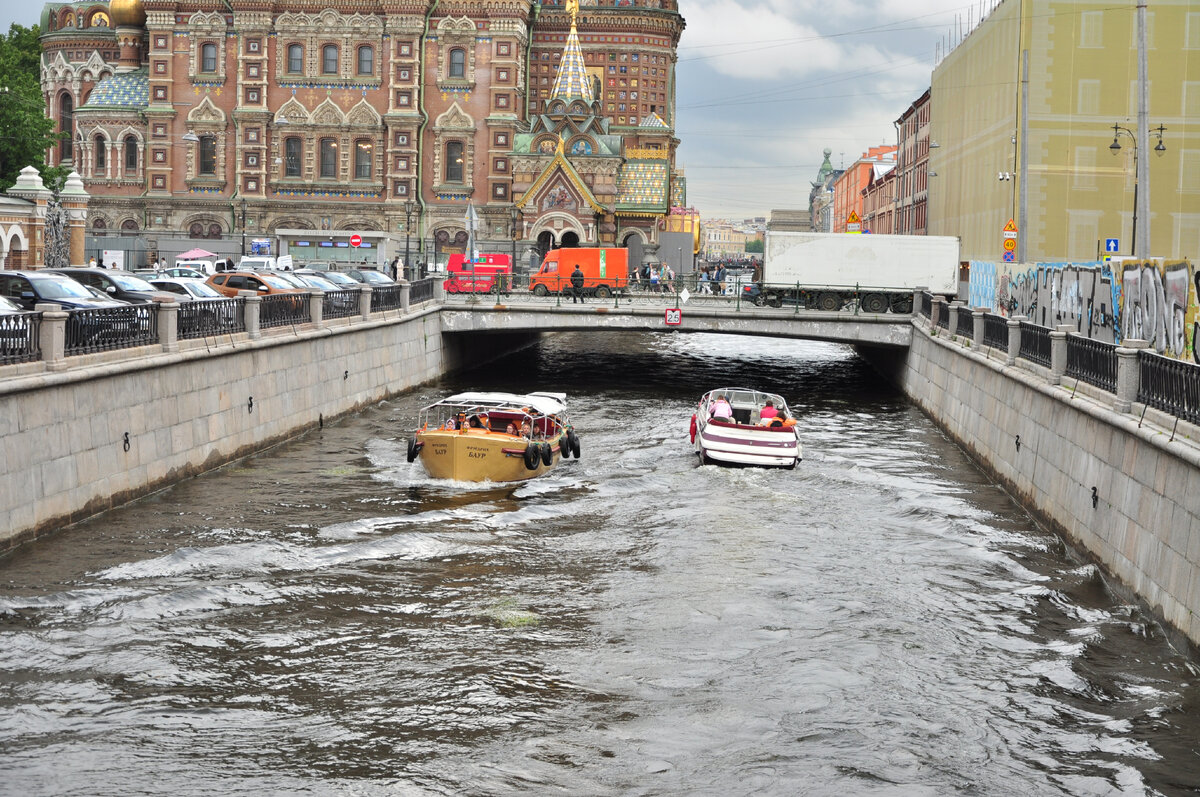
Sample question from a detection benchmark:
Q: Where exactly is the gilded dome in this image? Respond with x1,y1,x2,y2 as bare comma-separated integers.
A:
109,0,146,28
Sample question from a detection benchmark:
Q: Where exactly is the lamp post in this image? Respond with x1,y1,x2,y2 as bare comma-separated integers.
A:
239,197,247,257
1109,122,1166,258
403,198,415,282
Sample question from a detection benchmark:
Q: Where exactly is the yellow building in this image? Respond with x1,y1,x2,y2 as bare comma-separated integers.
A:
929,0,1199,262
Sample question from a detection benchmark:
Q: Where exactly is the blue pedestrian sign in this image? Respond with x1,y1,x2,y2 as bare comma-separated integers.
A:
1105,238,1120,253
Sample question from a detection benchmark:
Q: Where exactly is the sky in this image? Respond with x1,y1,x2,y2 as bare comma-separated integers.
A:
2,0,979,220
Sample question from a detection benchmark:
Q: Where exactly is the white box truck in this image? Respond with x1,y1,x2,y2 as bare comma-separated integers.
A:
759,232,961,313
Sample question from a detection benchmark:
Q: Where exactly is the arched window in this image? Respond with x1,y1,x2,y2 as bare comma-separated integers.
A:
354,140,372,179
207,223,221,239
94,135,106,169
121,219,138,231
357,45,374,75
198,135,216,175
448,48,466,79
320,138,337,178
59,94,74,161
284,137,301,177
189,222,204,238
287,44,303,73
445,141,463,183
92,217,106,230
200,43,217,72
124,135,138,173
322,44,338,74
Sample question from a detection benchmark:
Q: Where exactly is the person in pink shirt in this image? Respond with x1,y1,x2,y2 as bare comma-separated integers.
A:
710,396,733,421
759,399,779,422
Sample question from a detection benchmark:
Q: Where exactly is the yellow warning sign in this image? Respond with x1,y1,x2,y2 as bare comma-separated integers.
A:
1003,218,1017,233
846,210,862,233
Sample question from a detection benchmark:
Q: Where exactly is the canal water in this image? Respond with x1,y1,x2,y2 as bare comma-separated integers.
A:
2,332,1200,796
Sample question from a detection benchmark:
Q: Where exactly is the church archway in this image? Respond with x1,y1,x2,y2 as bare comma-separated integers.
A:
535,231,554,265
622,232,644,274
560,231,580,248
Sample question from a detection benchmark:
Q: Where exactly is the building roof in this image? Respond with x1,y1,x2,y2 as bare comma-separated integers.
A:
79,68,147,109
616,159,669,213
548,20,595,104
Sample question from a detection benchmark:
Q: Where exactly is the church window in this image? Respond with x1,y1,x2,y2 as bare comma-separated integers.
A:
284,137,301,177
445,141,464,182
124,135,139,173
322,45,339,74
198,135,216,175
357,45,374,76
320,139,337,178
58,93,73,161
354,140,373,179
287,44,303,73
449,48,466,79
94,135,106,169
201,43,217,73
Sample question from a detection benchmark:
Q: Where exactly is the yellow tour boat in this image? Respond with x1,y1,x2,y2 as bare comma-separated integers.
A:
406,391,580,482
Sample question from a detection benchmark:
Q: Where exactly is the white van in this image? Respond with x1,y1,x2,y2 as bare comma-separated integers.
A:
238,255,277,271
173,259,215,275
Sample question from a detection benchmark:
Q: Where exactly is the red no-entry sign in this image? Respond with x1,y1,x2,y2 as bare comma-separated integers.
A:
349,234,362,247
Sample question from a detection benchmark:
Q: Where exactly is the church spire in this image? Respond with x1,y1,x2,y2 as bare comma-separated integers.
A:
549,0,595,105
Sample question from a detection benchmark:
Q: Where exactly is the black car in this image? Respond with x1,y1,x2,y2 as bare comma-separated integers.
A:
0,270,129,311
47,268,176,305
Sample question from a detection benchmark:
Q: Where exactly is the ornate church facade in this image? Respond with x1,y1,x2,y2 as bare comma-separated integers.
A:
39,0,685,267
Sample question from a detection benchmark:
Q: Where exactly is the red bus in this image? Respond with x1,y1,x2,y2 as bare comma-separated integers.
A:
443,253,513,293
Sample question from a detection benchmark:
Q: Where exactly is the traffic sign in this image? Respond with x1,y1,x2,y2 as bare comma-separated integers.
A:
664,308,682,326
1105,238,1120,253
1003,251,1016,263
349,234,362,247
845,210,862,233
1004,218,1017,232
1003,237,1016,252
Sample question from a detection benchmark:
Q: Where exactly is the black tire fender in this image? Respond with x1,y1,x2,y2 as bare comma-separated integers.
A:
523,444,540,470
569,430,581,458
540,442,553,466
406,438,422,463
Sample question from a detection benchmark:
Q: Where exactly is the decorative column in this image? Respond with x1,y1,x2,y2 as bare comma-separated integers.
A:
6,166,52,266
36,304,67,370
972,308,985,345
358,286,372,320
309,290,324,327
158,302,179,353
240,291,262,339
58,171,90,266
948,301,962,337
1114,338,1150,413
1049,324,1072,385
400,280,412,313
1006,315,1024,366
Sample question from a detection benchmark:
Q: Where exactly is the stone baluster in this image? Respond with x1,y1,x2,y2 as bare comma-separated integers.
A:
972,308,985,344
1049,325,1073,385
1114,338,1150,413
158,301,179,353
430,277,444,303
948,301,962,337
240,292,261,340
309,289,324,327
912,287,925,319
358,286,372,320
36,303,67,371
1006,315,1025,366
931,296,944,329
400,280,412,313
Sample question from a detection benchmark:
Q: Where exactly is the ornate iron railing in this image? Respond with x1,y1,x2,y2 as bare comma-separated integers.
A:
1137,350,1200,425
178,298,244,340
982,314,1009,350
0,311,41,364
259,293,310,329
370,285,406,312
323,289,361,320
956,308,974,339
1065,334,1117,393
409,277,436,304
1018,321,1051,367
65,305,158,356
919,291,932,318
935,302,950,330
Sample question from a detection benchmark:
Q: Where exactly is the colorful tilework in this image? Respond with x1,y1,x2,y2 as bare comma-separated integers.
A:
549,24,594,104
81,69,148,109
616,159,668,210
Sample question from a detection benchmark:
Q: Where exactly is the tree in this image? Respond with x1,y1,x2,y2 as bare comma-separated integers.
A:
744,239,764,254
0,24,65,193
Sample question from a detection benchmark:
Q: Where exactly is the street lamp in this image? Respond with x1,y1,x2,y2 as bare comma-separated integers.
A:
1109,122,1166,258
239,197,247,257
403,198,415,282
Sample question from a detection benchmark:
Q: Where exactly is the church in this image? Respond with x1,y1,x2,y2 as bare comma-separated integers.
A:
39,0,686,269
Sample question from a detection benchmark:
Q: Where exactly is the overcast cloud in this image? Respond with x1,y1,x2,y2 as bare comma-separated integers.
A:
2,1,974,219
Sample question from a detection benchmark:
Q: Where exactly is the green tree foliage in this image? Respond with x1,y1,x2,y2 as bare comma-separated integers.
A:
744,239,764,254
0,24,65,193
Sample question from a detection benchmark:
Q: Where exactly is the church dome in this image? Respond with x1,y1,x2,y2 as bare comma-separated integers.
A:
109,0,146,28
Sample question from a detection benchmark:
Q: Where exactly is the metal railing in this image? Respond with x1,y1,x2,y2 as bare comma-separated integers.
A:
178,298,245,340
1137,350,1200,425
982,313,1009,350
410,277,436,304
919,291,933,318
1018,321,1051,367
259,293,310,329
370,284,405,312
65,304,158,356
323,289,361,320
935,303,950,330
955,308,974,339
0,311,41,364
1065,334,1117,393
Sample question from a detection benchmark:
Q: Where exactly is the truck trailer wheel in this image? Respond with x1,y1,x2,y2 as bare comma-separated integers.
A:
890,295,914,314
595,285,612,299
860,293,888,314
532,284,549,297
767,294,784,308
817,292,841,311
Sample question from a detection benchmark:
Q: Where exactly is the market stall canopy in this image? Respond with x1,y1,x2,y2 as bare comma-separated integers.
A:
177,248,217,259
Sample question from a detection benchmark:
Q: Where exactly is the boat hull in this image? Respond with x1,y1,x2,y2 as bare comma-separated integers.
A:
695,419,802,468
416,428,564,482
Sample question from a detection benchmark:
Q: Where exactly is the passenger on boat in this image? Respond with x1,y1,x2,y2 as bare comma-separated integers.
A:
519,419,532,437
759,400,779,421
443,417,457,430
472,412,490,431
710,396,733,420
505,422,517,435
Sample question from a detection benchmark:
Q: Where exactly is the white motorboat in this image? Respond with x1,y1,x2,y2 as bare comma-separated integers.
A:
690,387,802,468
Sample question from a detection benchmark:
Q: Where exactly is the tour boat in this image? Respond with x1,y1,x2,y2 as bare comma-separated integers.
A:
690,387,802,468
407,391,580,482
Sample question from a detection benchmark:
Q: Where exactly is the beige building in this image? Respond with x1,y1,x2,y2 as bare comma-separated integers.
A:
929,0,1199,262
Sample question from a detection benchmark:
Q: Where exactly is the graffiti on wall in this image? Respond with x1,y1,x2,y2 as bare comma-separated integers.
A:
970,259,1196,360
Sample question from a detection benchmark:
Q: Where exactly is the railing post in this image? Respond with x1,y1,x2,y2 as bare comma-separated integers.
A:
1049,324,1072,385
913,287,925,320
241,291,262,340
931,296,945,330
1114,338,1150,413
948,301,961,337
400,280,412,313
972,308,985,344
358,286,372,319
309,289,324,327
430,277,444,303
36,303,67,371
159,301,180,353
1006,315,1025,365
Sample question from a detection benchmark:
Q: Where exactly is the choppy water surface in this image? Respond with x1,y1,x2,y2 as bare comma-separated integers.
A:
3,332,1200,796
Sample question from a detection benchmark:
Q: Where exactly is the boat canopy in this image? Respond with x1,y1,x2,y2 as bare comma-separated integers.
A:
423,391,568,416
702,387,788,412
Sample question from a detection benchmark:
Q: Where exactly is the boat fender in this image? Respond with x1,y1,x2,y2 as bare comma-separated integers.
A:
406,438,422,463
689,414,697,443
558,436,571,459
523,444,540,470
569,430,581,459
540,442,553,466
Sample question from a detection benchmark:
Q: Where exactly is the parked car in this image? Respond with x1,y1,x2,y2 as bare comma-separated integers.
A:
0,270,129,311
157,266,208,280
0,295,25,315
0,295,35,357
295,269,359,288
206,271,304,298
348,268,396,287
291,272,341,292
47,268,177,304
173,259,215,275
149,277,225,302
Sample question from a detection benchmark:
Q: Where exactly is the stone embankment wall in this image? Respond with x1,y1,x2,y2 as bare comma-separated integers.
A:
895,323,1200,652
1,308,462,550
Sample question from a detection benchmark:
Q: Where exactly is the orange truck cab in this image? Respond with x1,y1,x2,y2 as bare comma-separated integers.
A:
529,248,629,299
443,253,513,293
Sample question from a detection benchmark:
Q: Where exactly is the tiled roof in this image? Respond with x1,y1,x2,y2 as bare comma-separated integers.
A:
549,23,594,104
80,69,147,109
616,159,669,211
640,112,669,130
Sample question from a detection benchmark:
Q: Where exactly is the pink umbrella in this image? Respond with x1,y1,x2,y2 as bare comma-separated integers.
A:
176,248,217,259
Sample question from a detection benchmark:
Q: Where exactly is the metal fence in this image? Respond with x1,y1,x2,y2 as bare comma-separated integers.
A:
1018,321,1051,367
178,298,245,340
323,289,361,320
1065,334,1118,393
259,293,310,329
1137,350,1200,425
65,305,158,356
370,284,406,313
410,277,436,304
919,291,932,318
935,303,950,330
982,314,1009,350
0,311,41,364
955,308,974,339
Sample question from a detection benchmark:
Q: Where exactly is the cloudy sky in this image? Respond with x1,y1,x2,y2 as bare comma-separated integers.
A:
3,0,976,219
